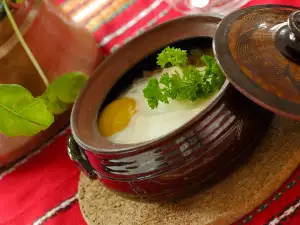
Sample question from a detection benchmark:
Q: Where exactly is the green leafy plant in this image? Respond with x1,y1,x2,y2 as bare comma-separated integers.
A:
156,46,188,68
0,0,89,137
143,47,225,109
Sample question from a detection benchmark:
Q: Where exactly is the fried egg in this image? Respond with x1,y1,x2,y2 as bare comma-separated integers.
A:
98,66,219,144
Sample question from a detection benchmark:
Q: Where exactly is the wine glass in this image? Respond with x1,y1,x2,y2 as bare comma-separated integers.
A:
164,0,251,15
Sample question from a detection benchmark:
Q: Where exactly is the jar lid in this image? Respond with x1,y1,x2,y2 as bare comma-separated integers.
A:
214,5,300,120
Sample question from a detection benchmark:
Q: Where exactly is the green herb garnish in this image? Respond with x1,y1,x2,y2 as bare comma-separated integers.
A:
143,47,225,109
0,1,89,137
156,46,188,68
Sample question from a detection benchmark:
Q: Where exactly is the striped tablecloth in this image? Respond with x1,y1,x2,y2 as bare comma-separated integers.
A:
0,0,299,225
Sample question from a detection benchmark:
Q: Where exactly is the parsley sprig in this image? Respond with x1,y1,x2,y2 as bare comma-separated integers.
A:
156,46,188,68
143,47,225,109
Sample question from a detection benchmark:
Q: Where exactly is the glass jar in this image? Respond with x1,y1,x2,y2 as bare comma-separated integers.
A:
0,0,101,166
0,0,100,96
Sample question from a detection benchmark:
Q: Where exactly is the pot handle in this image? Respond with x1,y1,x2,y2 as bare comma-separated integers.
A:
67,134,97,179
275,10,300,64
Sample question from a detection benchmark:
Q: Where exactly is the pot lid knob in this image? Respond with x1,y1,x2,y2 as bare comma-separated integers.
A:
276,10,300,64
214,5,300,121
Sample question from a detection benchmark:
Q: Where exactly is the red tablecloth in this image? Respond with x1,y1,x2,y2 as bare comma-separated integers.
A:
0,0,299,225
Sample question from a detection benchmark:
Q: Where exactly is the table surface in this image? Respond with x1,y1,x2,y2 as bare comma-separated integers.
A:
0,0,299,225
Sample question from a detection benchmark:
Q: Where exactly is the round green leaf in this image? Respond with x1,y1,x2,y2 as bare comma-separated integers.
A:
41,72,88,115
45,72,88,103
40,94,70,115
0,84,54,136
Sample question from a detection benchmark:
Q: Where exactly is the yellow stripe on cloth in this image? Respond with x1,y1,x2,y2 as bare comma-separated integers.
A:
61,0,88,14
71,0,111,23
61,0,135,32
85,0,133,31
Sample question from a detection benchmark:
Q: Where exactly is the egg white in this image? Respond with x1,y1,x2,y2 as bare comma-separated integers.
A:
107,66,219,144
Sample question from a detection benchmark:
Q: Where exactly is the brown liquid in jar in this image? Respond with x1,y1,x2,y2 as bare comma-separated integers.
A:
0,0,100,96
0,0,102,166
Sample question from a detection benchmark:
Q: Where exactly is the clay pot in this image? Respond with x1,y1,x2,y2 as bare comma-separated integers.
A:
68,14,273,201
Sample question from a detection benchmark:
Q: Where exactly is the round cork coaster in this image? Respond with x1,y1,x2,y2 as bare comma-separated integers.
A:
78,116,300,225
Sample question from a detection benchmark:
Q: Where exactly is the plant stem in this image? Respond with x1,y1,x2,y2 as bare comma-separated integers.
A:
3,0,49,87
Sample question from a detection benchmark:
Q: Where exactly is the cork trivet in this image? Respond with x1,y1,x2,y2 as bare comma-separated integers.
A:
78,116,300,225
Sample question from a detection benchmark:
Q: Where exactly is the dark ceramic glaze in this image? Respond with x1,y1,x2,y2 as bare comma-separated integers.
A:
68,15,274,201
214,5,300,120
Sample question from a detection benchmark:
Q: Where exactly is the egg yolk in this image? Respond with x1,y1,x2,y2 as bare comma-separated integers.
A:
98,97,136,137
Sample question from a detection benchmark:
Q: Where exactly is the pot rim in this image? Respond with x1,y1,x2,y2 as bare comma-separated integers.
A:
70,13,230,154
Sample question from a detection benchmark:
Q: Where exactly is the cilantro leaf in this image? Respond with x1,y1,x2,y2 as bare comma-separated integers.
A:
157,47,188,68
0,85,54,136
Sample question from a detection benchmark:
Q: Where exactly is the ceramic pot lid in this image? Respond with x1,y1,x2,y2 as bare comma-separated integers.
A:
214,5,300,120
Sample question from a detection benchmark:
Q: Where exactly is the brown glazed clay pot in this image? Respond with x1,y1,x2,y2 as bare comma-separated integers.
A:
68,14,274,201
0,0,101,166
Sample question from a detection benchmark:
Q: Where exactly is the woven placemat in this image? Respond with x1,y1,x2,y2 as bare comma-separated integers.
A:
78,116,300,225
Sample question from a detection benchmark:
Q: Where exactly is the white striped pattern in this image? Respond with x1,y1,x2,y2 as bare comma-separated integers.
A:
72,0,110,23
32,194,78,225
99,0,162,46
110,7,170,52
267,199,300,225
